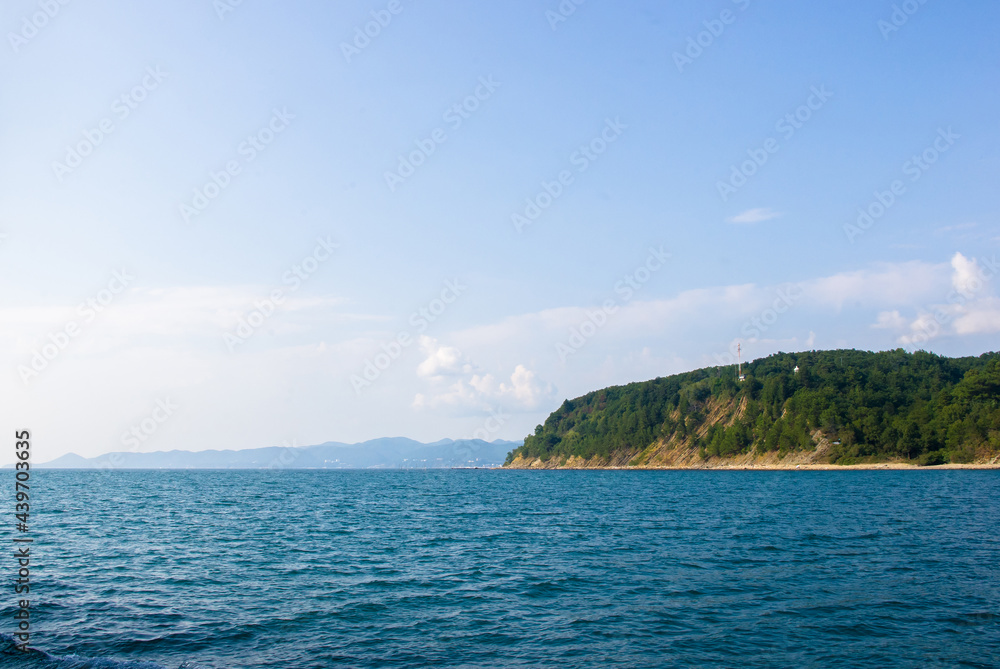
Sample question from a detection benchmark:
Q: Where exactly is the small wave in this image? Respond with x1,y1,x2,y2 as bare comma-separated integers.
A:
938,612,998,626
0,634,199,669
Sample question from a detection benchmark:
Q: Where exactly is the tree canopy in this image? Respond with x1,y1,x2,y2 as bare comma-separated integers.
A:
505,349,1000,466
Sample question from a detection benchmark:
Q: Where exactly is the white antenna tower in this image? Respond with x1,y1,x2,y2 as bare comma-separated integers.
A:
738,342,745,381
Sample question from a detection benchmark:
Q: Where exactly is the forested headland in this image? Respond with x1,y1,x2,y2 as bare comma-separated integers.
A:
504,349,1000,468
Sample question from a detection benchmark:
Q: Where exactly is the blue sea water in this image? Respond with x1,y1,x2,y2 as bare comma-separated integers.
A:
1,469,998,668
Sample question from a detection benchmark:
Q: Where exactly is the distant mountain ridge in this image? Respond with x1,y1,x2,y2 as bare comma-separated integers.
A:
32,437,521,470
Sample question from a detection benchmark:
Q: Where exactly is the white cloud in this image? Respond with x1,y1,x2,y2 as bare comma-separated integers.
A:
436,256,998,398
449,260,948,357
802,260,948,311
414,336,476,378
727,207,782,224
953,297,1000,335
951,252,985,298
872,310,906,330
0,285,352,352
892,253,998,344
413,339,555,414
898,309,949,346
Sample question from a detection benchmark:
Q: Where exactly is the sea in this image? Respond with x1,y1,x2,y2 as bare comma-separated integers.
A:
2,469,998,668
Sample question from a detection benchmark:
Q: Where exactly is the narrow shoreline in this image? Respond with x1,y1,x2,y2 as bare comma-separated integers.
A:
502,462,1000,471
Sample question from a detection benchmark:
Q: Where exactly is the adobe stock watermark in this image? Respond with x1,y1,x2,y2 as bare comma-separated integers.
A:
546,0,586,31
341,0,407,63
17,269,134,385
673,0,752,73
712,283,804,367
843,127,958,244
716,85,833,202
351,279,467,394
264,439,301,470
92,396,179,475
52,66,168,182
456,407,510,460
120,398,179,450
556,246,670,361
512,116,627,232
902,254,997,350
8,0,71,54
384,76,501,192
213,0,247,21
179,107,294,223
878,0,932,40
224,236,338,352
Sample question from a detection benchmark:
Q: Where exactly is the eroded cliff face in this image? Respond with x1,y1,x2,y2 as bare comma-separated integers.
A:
503,443,833,469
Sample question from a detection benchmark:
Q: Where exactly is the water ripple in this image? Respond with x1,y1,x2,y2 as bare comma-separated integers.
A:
4,469,997,668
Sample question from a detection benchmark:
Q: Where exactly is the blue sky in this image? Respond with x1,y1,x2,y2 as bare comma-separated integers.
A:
2,0,998,461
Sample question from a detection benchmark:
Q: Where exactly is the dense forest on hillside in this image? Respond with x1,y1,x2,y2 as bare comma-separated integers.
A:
505,349,1000,466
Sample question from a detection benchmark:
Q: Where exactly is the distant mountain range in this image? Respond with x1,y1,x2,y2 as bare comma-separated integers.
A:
31,437,522,470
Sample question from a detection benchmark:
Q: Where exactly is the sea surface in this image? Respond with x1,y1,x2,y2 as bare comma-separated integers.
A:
1,470,998,668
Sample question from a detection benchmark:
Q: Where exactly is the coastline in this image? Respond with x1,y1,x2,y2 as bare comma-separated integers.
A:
502,462,1000,471
504,448,1000,471
504,430,1000,471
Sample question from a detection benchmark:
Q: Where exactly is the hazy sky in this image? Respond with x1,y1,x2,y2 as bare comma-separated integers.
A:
2,0,998,461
